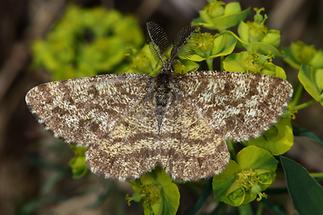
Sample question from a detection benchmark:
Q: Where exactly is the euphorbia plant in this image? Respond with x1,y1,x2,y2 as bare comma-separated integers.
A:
32,1,323,214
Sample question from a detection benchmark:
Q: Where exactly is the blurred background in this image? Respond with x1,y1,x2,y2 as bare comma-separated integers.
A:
0,0,323,214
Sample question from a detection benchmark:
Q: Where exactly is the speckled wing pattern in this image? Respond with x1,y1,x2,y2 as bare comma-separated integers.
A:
175,71,293,141
25,74,151,147
86,97,230,181
25,71,293,181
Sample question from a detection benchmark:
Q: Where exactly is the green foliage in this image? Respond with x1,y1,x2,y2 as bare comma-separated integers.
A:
68,145,88,179
31,1,323,213
281,157,323,215
245,117,293,155
298,65,323,105
173,59,200,75
283,41,323,105
179,32,237,63
32,5,143,80
120,44,161,76
237,8,280,56
283,41,323,69
223,51,286,79
192,0,250,31
127,169,180,215
213,146,278,206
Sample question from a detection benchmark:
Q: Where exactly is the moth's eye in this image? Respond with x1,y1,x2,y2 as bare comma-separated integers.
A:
78,27,95,43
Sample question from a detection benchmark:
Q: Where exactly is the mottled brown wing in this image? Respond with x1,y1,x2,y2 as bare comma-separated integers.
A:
158,99,230,181
85,89,230,181
85,99,160,180
25,74,152,147
174,71,293,142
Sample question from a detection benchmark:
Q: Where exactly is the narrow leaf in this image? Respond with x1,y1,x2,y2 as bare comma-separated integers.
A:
281,156,323,215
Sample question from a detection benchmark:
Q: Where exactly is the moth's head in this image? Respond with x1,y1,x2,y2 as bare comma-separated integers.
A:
160,59,174,75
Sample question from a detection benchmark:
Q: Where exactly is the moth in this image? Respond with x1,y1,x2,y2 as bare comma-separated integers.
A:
25,22,293,181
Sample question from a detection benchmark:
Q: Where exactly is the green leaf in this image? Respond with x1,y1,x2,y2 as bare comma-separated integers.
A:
211,32,237,57
246,42,281,57
128,168,180,215
122,44,161,76
281,156,323,215
213,160,241,200
298,65,323,105
237,146,277,171
207,8,250,31
223,51,286,79
192,0,250,31
261,30,280,47
309,51,323,68
293,126,323,146
245,117,294,155
173,59,199,75
68,146,88,179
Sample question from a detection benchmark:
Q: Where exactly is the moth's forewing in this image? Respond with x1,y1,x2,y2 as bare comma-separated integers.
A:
175,71,293,142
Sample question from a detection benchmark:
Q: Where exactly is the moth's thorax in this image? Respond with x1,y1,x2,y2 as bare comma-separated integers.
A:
154,71,173,132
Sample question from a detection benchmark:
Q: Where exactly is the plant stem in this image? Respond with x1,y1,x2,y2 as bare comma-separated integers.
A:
310,172,323,179
183,179,212,215
294,99,316,111
256,203,264,215
207,58,214,71
239,204,253,215
291,84,304,106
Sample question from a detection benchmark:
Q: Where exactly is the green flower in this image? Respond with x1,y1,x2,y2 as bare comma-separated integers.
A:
192,0,250,31
213,146,278,206
238,8,280,56
128,168,180,215
283,41,323,69
32,5,143,80
223,51,286,79
178,32,237,69
283,41,323,105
